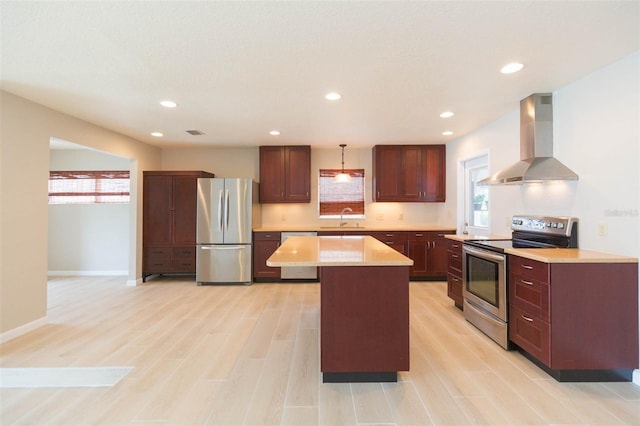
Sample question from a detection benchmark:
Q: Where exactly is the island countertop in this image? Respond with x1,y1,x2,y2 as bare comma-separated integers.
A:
266,235,413,267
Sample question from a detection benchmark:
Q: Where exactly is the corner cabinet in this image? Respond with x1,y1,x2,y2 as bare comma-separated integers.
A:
508,254,639,381
372,145,446,202
407,231,453,279
259,145,311,203
142,171,214,281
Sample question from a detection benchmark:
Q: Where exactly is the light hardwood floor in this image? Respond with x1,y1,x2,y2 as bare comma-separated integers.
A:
1,275,639,425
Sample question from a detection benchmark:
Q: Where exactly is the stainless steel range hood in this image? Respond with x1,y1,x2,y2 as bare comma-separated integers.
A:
478,93,578,185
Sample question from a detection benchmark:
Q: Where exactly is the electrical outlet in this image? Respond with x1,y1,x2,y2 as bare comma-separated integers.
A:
376,214,384,221
598,222,607,236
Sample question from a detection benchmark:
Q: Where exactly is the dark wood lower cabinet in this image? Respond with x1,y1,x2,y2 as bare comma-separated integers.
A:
253,232,281,281
320,266,409,382
408,231,454,280
446,238,463,309
508,256,638,381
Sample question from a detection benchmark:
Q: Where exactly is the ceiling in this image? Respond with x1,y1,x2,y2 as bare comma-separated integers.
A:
2,1,638,150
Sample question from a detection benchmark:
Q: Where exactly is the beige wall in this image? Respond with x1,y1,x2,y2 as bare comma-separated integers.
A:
0,91,160,335
161,146,443,228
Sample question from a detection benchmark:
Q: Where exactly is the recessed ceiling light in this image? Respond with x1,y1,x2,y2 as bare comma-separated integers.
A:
151,132,163,137
325,92,342,101
442,131,453,136
269,130,280,136
500,62,524,74
160,100,177,108
440,111,454,118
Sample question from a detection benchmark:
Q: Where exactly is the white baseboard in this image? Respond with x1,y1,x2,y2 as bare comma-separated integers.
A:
126,278,142,287
0,316,48,344
48,270,128,276
633,369,640,386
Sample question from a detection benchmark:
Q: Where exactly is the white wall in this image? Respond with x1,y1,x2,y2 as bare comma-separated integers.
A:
442,51,639,374
161,146,442,228
442,51,639,257
48,149,130,274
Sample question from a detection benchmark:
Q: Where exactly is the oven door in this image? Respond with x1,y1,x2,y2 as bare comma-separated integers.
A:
462,245,507,321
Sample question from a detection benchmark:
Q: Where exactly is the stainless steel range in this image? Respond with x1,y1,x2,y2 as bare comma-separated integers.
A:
462,215,578,349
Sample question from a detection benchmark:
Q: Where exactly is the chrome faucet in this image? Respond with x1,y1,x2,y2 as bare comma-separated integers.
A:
339,207,353,227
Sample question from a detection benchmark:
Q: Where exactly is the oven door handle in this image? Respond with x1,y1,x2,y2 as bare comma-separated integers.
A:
463,245,506,262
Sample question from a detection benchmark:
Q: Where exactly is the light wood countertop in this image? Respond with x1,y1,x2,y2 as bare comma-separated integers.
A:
266,235,413,267
254,225,456,233
444,234,509,242
505,248,638,264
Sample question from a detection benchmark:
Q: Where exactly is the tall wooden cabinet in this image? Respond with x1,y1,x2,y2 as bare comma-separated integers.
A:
372,145,446,202
142,171,214,281
259,145,311,203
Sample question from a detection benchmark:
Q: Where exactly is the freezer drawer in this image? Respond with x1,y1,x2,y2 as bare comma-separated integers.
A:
197,244,252,285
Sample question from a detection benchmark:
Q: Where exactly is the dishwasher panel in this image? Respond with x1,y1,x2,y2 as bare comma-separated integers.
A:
280,232,318,280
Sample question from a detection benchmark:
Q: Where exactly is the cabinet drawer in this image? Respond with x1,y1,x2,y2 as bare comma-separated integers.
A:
408,231,430,241
144,258,171,272
447,272,463,305
368,231,408,242
509,304,550,366
171,258,196,272
144,247,171,258
253,232,281,241
510,272,550,321
448,250,462,272
448,241,462,252
509,255,549,283
173,246,195,258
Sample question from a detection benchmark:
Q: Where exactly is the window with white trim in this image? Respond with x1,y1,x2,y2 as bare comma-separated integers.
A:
48,170,130,204
464,156,489,231
318,169,365,218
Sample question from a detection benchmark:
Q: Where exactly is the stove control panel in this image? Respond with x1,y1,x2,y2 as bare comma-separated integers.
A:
511,215,578,236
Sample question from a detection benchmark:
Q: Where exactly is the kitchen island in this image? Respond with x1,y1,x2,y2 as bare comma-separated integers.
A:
267,235,413,382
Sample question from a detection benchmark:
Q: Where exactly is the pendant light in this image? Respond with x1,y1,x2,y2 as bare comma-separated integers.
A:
334,144,352,183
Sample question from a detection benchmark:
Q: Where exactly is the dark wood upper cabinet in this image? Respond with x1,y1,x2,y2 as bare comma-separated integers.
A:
373,145,446,202
259,145,311,203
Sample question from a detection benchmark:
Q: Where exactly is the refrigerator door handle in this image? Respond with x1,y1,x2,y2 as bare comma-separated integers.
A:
217,189,224,231
225,189,230,231
200,245,247,250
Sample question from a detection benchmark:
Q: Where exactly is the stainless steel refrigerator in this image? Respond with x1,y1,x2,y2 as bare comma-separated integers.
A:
196,178,261,285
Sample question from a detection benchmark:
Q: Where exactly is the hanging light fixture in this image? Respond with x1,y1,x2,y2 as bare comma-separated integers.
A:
334,144,352,183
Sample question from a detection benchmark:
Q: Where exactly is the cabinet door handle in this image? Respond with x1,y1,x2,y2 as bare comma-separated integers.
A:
452,254,459,258
415,233,423,237
522,315,534,322
433,241,436,248
521,264,534,270
452,244,460,248
521,279,534,286
451,277,459,283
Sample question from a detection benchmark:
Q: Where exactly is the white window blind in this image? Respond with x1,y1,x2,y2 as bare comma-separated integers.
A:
49,170,130,204
318,169,365,217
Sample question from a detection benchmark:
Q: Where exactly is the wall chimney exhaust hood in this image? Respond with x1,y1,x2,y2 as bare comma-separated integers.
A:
478,93,578,185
